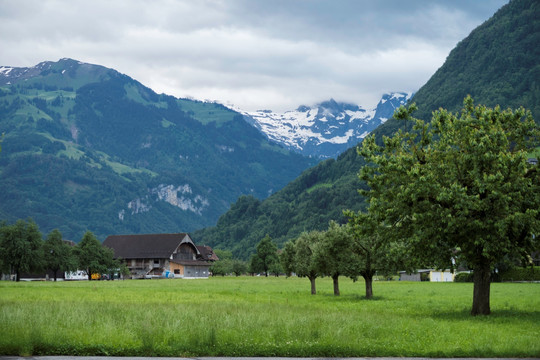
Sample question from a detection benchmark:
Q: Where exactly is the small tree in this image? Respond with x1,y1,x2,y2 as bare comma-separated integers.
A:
295,230,322,295
43,229,77,281
75,231,115,280
210,249,233,276
344,211,401,299
280,241,296,277
359,97,539,314
210,259,232,276
268,259,283,277
0,219,44,281
231,259,247,276
313,221,357,296
250,235,280,277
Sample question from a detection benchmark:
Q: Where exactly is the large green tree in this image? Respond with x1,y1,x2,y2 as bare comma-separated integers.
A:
359,97,539,315
43,229,77,281
0,219,44,281
250,235,280,277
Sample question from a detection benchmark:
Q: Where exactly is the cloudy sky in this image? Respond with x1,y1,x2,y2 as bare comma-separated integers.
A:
0,0,507,112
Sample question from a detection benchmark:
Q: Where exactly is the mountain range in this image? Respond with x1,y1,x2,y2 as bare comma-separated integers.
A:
192,0,540,258
0,58,316,240
235,92,412,159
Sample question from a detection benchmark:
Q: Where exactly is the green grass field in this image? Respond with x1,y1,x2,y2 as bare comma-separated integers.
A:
0,276,538,357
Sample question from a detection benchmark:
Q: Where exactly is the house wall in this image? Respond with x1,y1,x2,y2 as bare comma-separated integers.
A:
169,262,184,277
429,270,455,282
184,265,209,278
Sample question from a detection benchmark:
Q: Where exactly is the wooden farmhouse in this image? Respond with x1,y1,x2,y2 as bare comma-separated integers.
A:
103,233,218,279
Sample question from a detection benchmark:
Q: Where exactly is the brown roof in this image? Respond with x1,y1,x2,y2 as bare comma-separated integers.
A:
103,233,194,259
196,245,220,261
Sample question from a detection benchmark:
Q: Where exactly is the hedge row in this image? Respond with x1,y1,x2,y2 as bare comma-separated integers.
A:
454,266,540,282
500,266,540,282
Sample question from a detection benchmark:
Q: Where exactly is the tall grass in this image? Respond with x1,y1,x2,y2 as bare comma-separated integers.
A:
0,277,538,357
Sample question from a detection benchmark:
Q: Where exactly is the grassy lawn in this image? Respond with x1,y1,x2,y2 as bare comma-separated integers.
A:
0,276,538,357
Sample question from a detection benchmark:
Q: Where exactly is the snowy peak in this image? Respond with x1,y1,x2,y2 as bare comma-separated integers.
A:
373,92,414,123
239,92,413,159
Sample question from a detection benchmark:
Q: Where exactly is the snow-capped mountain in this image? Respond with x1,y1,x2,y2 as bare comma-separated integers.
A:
236,92,413,159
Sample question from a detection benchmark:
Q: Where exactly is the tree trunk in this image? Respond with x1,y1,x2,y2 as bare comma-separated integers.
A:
309,276,316,295
471,261,491,316
364,275,373,299
15,268,20,282
332,274,340,296
53,268,58,282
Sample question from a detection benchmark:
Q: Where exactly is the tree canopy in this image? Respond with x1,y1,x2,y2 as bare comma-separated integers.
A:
249,235,280,277
312,221,356,296
359,96,539,315
43,229,77,281
74,231,116,280
0,219,44,281
294,230,322,295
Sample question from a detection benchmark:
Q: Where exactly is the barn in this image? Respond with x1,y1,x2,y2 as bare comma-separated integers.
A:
103,233,218,279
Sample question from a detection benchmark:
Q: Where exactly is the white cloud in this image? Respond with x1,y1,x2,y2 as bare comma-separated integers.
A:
0,0,508,112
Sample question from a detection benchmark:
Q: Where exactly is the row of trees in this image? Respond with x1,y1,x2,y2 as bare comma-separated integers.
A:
279,219,399,299
241,218,399,300
0,219,123,281
210,249,248,276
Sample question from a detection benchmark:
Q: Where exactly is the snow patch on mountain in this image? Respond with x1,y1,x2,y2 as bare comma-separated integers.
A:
233,92,413,159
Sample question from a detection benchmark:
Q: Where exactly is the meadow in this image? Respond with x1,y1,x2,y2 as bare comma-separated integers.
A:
0,276,539,357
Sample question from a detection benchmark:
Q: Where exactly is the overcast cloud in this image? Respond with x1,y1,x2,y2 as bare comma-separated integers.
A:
0,0,508,112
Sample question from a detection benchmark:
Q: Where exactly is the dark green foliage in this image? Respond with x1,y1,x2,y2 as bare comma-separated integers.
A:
249,235,280,277
376,0,540,138
280,241,296,277
455,267,540,282
500,266,540,281
230,259,248,276
43,229,77,281
454,273,474,282
359,97,539,315
0,219,44,281
74,231,116,280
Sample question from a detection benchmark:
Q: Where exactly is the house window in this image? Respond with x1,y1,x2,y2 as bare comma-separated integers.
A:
174,269,180,274
154,259,160,265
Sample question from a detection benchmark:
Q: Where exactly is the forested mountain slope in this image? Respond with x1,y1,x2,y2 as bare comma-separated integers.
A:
377,0,539,138
0,59,315,241
192,146,367,259
192,0,540,259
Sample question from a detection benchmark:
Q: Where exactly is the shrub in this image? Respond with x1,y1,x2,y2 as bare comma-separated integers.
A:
454,272,473,282
500,266,540,282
